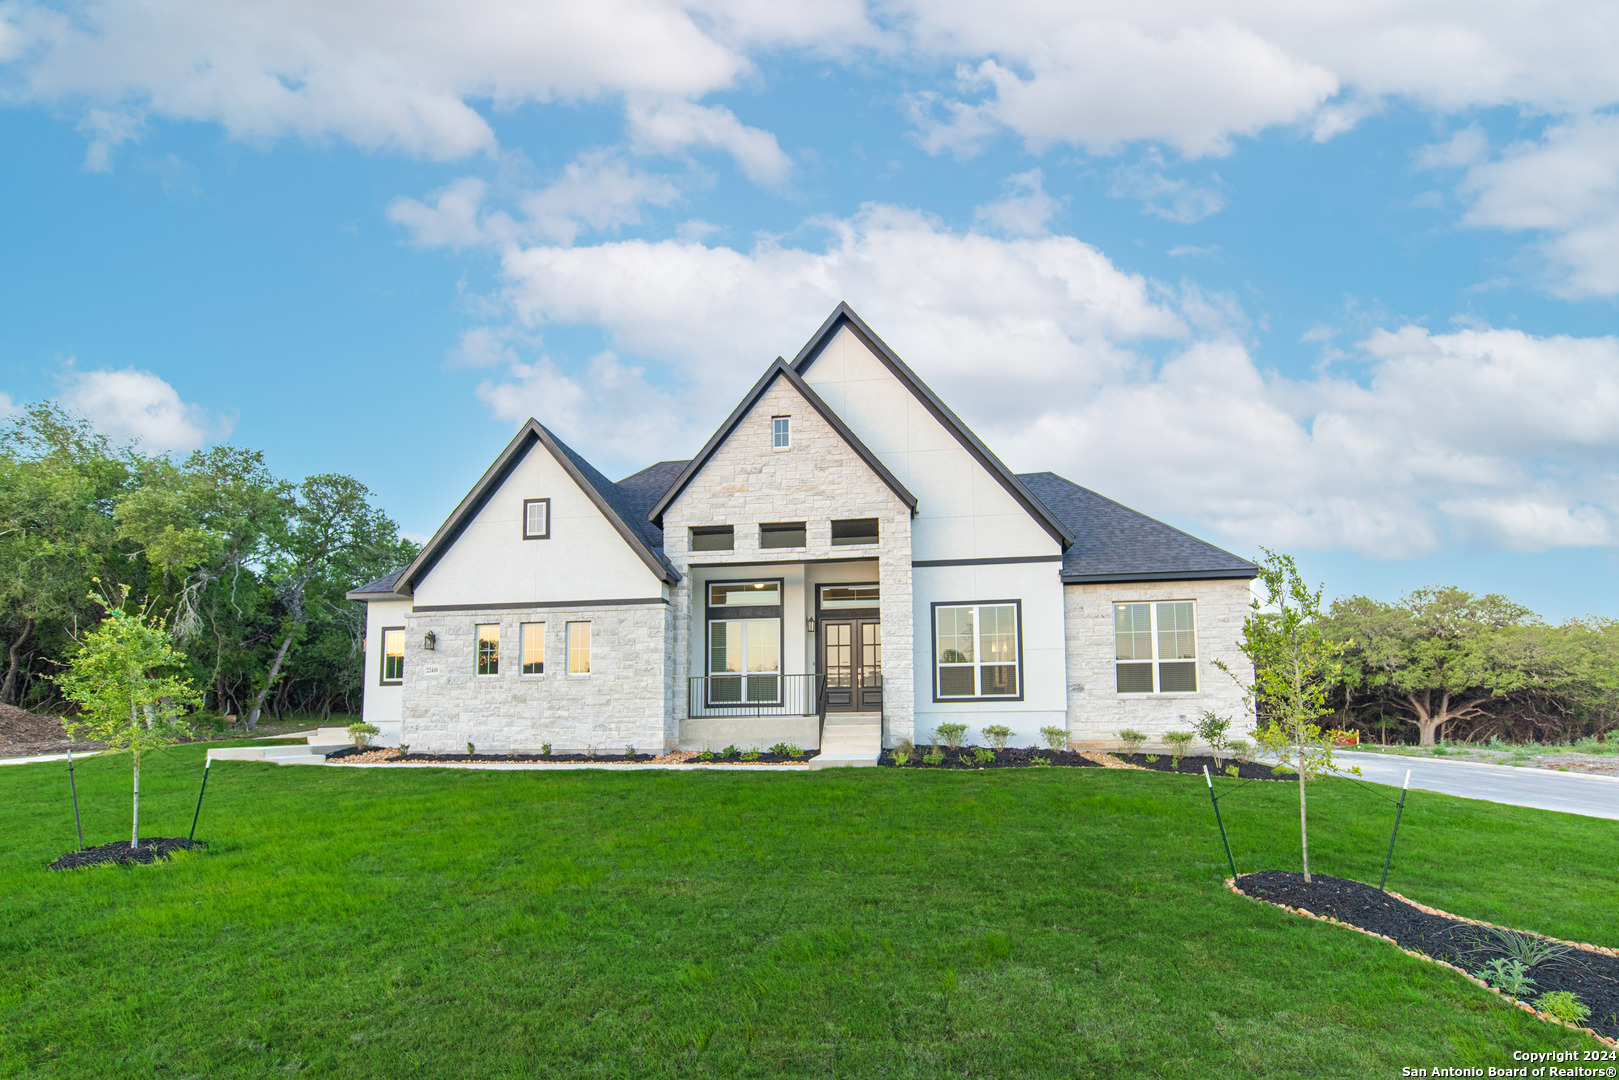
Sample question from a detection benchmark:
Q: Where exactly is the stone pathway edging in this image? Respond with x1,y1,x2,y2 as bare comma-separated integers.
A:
1225,877,1618,1048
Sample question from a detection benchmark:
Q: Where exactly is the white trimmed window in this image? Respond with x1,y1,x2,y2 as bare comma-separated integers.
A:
771,416,790,448
520,622,545,675
380,628,405,684
566,622,591,674
523,498,550,540
934,602,1020,700
1115,601,1198,693
475,624,500,676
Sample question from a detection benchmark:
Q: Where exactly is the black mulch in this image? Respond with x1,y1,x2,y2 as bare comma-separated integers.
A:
49,838,206,871
882,746,1099,769
1118,753,1291,781
326,747,819,765
1236,871,1619,1040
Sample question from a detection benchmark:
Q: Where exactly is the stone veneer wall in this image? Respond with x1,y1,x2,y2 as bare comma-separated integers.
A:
1063,578,1254,750
662,377,916,745
399,602,672,753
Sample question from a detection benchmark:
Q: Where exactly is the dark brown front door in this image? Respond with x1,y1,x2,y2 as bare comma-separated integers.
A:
821,618,881,712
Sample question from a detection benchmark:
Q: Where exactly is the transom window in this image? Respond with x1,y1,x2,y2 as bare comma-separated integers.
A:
934,602,1021,700
708,581,780,607
818,584,879,609
520,622,545,675
772,416,790,448
522,498,550,540
475,624,500,676
759,522,806,549
380,628,404,683
690,525,734,552
830,518,879,546
1115,602,1198,693
566,622,591,674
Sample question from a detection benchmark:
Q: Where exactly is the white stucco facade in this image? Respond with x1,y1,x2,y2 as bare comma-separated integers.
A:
348,305,1258,755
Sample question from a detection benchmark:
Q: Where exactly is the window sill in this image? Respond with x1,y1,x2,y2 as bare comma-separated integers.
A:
1113,692,1201,699
771,445,792,453
379,681,402,687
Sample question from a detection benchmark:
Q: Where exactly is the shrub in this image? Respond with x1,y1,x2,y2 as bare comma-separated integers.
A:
768,742,803,757
348,721,380,748
922,750,945,766
466,742,476,756
1478,957,1537,997
540,743,551,757
1115,729,1147,756
935,723,968,749
1039,726,1069,751
624,745,638,759
1227,739,1253,762
398,744,410,757
1144,754,1159,763
1466,927,1575,970
1163,731,1195,766
1533,991,1590,1024
981,725,1012,748
721,744,740,758
1224,763,1240,778
699,747,716,761
1193,710,1232,766
973,747,995,764
891,737,914,765
740,748,760,761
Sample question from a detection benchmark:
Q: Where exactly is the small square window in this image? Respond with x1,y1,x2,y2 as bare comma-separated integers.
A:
771,416,790,449
759,522,806,549
523,498,550,540
830,518,879,546
690,525,734,552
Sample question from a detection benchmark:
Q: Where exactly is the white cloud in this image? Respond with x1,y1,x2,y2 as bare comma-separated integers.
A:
60,366,229,452
388,177,493,249
0,393,17,419
973,168,1060,237
75,107,143,171
1108,152,1226,222
452,206,1619,557
1450,114,1619,296
625,99,791,185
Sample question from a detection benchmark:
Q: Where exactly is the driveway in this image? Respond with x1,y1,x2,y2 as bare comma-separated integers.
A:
1336,750,1619,821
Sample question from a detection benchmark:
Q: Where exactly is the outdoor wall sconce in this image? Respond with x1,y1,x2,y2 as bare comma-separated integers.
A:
422,631,436,651
806,617,815,633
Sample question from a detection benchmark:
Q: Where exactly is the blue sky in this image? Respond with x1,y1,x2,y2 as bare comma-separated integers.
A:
2,2,1618,619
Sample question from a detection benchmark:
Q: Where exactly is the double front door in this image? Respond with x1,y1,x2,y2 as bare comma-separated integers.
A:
821,618,881,712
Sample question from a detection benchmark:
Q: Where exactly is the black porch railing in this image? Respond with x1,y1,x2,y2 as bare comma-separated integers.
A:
688,674,825,719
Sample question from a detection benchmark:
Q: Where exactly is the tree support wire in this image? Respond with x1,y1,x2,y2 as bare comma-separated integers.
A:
188,753,212,844
1379,769,1412,891
1204,765,1238,880
67,749,85,850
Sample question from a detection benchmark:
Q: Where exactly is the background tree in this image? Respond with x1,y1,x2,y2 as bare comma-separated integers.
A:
1220,550,1355,884
52,593,200,849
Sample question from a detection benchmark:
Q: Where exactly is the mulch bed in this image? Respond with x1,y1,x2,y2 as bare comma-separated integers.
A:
1235,871,1619,1042
49,838,206,871
1116,753,1291,781
326,747,819,765
882,746,1099,768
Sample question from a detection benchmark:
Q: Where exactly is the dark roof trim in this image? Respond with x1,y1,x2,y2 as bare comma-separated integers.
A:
649,358,917,524
344,588,411,601
791,302,1075,550
401,420,680,592
1060,569,1259,585
412,596,669,613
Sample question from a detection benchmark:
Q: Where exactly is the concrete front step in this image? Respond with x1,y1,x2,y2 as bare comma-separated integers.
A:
812,712,882,767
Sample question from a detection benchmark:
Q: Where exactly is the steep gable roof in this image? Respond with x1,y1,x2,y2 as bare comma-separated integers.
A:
649,358,917,524
1018,471,1257,584
398,420,679,593
792,302,1075,549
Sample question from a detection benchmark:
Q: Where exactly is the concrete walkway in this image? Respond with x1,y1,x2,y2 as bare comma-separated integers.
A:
1336,750,1619,821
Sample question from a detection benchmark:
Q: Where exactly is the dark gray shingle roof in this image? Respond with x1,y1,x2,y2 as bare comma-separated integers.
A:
1017,472,1257,584
615,460,690,547
346,568,407,600
536,428,680,581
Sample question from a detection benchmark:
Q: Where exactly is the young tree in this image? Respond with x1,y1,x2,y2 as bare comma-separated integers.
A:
53,594,200,849
1220,550,1357,884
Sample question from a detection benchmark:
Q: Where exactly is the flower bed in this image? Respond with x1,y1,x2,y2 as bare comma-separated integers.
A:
1113,752,1290,781
49,838,206,871
1234,870,1619,1044
881,745,1099,768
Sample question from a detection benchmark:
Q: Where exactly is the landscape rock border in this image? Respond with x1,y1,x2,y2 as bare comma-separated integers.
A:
1228,874,1618,1048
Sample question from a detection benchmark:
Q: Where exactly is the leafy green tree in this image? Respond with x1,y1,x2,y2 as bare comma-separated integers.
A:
1325,587,1562,745
0,403,137,703
53,594,200,849
1220,550,1356,884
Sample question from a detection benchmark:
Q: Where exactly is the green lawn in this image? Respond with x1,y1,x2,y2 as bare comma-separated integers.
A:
2,747,1612,1078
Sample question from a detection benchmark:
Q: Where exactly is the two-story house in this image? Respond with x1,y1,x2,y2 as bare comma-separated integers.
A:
348,304,1257,762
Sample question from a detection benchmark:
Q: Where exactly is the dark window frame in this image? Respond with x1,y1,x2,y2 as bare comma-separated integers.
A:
759,521,807,549
689,524,735,552
830,518,880,546
379,626,405,685
816,582,880,617
929,599,1025,703
705,577,786,703
522,498,551,540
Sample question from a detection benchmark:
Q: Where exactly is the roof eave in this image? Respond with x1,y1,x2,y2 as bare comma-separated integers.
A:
1060,568,1260,585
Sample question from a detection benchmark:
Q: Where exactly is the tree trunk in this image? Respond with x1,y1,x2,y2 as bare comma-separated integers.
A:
0,616,34,705
131,753,141,850
1298,732,1310,883
246,626,298,732
1406,692,1443,746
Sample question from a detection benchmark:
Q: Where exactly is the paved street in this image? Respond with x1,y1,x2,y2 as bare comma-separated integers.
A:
1336,751,1619,821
